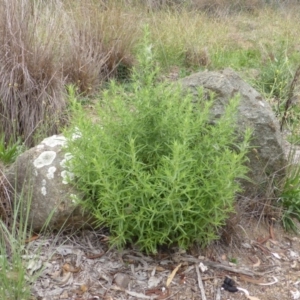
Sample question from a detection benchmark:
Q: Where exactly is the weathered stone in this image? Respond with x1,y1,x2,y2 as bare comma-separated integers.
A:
180,68,287,196
5,135,94,231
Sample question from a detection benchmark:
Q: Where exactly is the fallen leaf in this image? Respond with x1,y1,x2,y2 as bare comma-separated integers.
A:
180,274,186,284
258,276,278,286
27,258,43,275
166,263,181,287
289,250,299,259
145,287,162,295
63,263,80,273
25,235,39,243
100,235,109,242
241,242,252,249
271,252,281,259
199,262,208,272
248,256,257,264
237,287,260,300
85,252,105,259
60,290,69,299
148,275,161,288
49,270,61,278
246,296,260,300
240,275,264,285
157,288,171,300
269,222,275,240
269,239,279,245
253,242,270,254
292,261,298,268
80,284,88,293
99,272,113,284
146,287,170,299
113,284,163,299
291,289,300,299
52,271,72,286
256,235,270,244
252,257,261,268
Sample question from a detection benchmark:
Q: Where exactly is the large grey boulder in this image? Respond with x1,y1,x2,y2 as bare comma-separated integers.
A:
180,68,287,196
5,135,94,232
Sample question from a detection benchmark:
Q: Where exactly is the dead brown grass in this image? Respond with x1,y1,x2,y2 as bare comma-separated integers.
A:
0,0,66,147
0,0,141,146
133,0,300,13
0,172,12,230
189,0,263,13
62,1,140,94
1,0,300,148
0,169,13,255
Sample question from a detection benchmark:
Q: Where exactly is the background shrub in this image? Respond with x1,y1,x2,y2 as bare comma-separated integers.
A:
66,28,251,253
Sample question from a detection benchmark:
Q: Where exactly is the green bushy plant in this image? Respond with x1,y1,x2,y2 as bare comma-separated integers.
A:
0,134,24,165
65,27,251,254
279,164,300,232
255,47,292,110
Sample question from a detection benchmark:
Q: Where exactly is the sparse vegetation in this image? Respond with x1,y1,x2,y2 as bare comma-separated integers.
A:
279,157,300,233
1,0,300,297
0,176,34,299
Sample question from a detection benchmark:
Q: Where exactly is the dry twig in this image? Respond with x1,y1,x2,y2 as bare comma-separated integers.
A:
215,286,221,300
177,255,257,277
195,263,207,300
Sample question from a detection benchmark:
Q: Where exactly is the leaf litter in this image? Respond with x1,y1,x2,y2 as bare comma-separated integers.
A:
17,220,300,299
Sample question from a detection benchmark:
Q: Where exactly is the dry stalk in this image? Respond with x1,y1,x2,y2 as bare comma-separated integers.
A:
281,65,300,130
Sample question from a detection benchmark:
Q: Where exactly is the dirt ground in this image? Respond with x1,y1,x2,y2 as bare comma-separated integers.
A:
23,215,300,300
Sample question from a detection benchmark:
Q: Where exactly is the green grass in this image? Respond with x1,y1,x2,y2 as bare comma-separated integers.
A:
0,172,64,299
211,47,261,69
279,159,300,233
0,181,35,299
0,134,25,166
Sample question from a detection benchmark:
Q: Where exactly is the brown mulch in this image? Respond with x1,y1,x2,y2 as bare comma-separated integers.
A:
17,219,300,300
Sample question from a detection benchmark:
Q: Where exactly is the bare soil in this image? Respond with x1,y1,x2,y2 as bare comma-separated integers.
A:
26,216,300,300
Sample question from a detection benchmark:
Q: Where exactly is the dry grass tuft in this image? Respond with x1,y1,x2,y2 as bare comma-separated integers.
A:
1,0,300,148
189,0,263,14
0,169,13,255
185,46,211,68
281,65,300,130
0,171,12,230
0,0,141,146
0,0,66,147
62,2,140,94
63,25,110,95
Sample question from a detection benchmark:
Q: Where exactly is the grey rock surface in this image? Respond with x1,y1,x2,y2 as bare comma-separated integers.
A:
5,135,94,231
180,68,287,196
